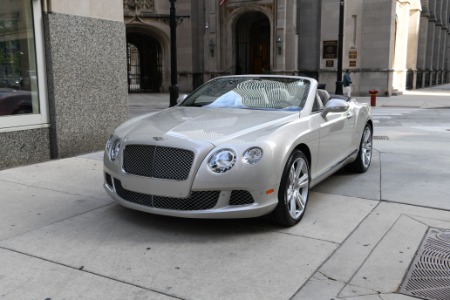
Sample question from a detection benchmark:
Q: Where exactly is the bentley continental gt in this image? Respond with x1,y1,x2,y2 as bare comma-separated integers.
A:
104,75,373,226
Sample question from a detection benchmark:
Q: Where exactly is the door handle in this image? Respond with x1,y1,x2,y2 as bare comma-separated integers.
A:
346,113,353,119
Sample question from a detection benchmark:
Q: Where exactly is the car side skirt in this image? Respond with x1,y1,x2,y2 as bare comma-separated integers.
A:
310,149,358,187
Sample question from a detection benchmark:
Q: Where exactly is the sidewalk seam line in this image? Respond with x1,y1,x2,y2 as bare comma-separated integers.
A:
289,200,381,300
337,213,405,297
0,246,185,300
0,203,115,243
0,178,108,201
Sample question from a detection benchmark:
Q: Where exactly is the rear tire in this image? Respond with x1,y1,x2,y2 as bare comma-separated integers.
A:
272,150,310,227
348,123,373,173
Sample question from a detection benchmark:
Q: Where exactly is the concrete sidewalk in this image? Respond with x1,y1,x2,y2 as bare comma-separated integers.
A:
1,85,450,299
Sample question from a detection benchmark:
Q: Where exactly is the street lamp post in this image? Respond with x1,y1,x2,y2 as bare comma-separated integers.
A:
169,0,179,107
335,0,344,95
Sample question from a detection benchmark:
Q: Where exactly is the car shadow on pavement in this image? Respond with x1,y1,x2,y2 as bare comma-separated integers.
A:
108,204,277,240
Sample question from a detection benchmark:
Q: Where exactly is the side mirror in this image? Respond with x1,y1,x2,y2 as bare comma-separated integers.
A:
321,99,349,118
177,94,188,104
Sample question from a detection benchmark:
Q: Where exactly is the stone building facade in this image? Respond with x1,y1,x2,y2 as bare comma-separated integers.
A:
124,0,450,96
2,0,449,169
0,0,128,169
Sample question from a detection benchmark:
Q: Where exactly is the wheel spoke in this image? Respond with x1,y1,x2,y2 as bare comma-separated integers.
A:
298,174,309,189
363,129,371,142
289,195,296,215
297,193,305,210
289,165,296,185
294,160,304,179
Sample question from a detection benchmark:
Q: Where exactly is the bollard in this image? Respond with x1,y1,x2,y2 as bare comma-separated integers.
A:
369,89,378,107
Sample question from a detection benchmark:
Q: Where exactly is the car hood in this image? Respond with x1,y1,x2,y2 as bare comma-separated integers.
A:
117,107,298,145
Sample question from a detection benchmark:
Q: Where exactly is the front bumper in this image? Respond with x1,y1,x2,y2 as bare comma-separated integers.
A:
104,172,279,219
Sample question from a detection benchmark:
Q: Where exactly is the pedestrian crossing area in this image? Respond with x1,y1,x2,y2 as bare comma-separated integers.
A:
371,107,421,124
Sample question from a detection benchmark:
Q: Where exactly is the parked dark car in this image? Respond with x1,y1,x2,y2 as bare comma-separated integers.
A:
0,88,32,116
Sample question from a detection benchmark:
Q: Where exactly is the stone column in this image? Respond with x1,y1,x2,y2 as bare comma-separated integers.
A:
284,0,298,73
439,0,449,83
300,0,322,79
446,1,450,82
425,0,437,86
393,0,411,93
432,0,442,85
359,0,396,96
407,4,421,90
275,0,287,73
416,2,430,88
207,0,218,78
447,31,450,83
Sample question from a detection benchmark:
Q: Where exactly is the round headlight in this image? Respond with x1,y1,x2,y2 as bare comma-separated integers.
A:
208,149,236,173
109,139,121,161
242,147,263,165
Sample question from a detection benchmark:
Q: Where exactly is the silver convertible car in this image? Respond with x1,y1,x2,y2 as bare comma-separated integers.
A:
104,75,373,226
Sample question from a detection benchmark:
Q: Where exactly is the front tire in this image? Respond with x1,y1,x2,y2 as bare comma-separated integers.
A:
348,123,373,173
272,150,310,227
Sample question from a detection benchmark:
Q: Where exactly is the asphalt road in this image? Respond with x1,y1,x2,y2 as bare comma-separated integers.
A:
0,88,449,299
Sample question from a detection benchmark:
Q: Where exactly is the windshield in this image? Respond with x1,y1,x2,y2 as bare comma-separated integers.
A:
180,76,310,111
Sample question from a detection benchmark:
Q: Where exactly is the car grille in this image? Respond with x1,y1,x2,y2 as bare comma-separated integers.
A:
123,145,194,180
229,190,254,205
114,179,219,211
109,176,255,211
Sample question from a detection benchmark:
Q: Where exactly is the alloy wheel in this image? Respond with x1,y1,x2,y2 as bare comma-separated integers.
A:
286,157,309,219
361,126,373,169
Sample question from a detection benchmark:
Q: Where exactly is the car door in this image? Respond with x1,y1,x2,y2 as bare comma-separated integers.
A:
316,104,355,176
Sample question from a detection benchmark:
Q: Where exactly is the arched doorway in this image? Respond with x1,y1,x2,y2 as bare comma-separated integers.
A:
235,12,270,74
126,31,162,92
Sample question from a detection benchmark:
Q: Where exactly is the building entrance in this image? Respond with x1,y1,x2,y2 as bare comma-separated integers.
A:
126,31,162,93
235,12,270,74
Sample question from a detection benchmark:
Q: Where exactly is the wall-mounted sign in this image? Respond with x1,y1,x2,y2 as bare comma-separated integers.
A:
349,60,357,67
349,50,357,59
326,60,334,67
323,40,338,59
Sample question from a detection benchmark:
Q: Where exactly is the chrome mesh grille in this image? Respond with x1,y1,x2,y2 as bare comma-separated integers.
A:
229,190,254,205
123,145,194,180
113,179,219,211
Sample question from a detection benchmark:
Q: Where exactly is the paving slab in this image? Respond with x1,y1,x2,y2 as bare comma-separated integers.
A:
295,202,450,300
339,215,427,297
373,126,450,157
278,192,378,244
0,157,108,200
0,180,111,240
339,293,418,300
312,150,381,201
0,205,337,300
381,153,450,210
238,192,378,245
292,271,345,300
0,249,174,300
